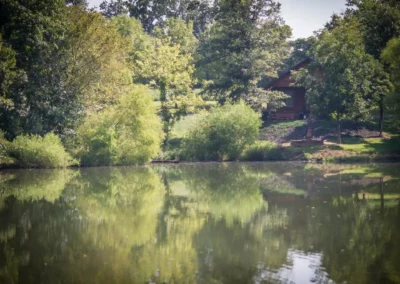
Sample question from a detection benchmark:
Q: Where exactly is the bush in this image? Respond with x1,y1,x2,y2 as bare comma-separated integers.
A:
0,131,13,166
240,141,282,161
76,85,163,166
8,133,76,168
181,102,261,161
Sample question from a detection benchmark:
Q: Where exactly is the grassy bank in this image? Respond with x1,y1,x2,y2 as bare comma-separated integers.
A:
161,115,400,163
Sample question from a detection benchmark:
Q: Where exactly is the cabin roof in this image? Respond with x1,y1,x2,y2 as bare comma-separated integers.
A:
266,57,313,89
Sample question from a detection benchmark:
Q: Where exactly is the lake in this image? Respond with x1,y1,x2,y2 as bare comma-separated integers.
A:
0,162,399,283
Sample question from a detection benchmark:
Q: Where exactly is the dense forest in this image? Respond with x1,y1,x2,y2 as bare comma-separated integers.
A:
0,0,399,167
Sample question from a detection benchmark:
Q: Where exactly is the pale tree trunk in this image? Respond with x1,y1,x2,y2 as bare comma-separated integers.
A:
379,97,384,137
336,120,341,144
380,177,384,211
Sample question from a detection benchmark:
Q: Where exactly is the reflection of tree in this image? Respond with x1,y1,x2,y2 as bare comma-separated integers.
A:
159,163,291,283
0,163,399,283
164,163,268,225
62,167,166,283
195,209,290,284
0,169,75,203
0,167,167,283
282,192,400,284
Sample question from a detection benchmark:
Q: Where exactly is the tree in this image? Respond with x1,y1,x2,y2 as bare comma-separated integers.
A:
0,35,22,109
100,0,128,17
76,85,163,166
124,0,215,35
0,0,75,137
64,7,132,112
367,61,393,136
196,0,291,110
112,15,198,143
347,0,400,59
280,37,317,72
153,17,198,55
295,19,390,143
382,37,400,126
0,2,133,138
65,0,89,6
182,102,261,161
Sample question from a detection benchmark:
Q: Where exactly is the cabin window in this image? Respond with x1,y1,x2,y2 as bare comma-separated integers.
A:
284,90,294,107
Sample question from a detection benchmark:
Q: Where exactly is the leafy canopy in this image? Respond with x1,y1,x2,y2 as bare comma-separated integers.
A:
295,19,391,142
76,85,163,166
182,102,261,161
197,0,291,109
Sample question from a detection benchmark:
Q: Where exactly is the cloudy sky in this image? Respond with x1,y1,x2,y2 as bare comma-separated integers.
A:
87,0,348,39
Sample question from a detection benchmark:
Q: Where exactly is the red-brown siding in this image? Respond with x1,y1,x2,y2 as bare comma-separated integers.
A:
266,58,311,120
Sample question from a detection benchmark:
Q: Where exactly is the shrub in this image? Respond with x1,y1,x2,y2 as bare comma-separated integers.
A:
76,85,163,166
181,102,261,161
0,131,13,166
8,133,76,168
240,141,283,161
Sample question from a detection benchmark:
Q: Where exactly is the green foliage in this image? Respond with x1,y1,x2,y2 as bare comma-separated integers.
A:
382,37,400,117
0,3,133,138
0,0,76,137
197,0,291,109
125,0,214,35
76,85,163,166
280,37,317,72
0,34,21,108
240,141,282,161
0,131,13,166
295,19,392,142
112,15,199,142
64,7,132,112
153,18,198,55
0,169,75,203
181,102,261,161
7,133,76,168
100,0,128,17
347,0,400,58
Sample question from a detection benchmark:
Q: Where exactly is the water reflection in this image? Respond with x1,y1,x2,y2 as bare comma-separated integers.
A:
0,163,399,283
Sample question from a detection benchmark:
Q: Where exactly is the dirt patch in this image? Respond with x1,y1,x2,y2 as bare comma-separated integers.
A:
260,121,307,143
261,120,387,144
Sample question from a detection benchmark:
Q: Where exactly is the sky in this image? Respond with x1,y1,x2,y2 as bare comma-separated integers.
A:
87,0,348,39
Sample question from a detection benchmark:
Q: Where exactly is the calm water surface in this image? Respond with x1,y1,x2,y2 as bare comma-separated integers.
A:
0,163,399,284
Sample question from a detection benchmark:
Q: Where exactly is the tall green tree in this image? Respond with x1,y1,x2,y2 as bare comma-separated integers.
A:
153,18,198,55
197,0,291,110
64,7,132,112
295,19,391,143
0,35,22,109
100,0,128,17
382,37,400,127
347,0,400,59
0,0,74,137
0,2,132,138
112,15,198,143
102,0,215,35
280,37,317,72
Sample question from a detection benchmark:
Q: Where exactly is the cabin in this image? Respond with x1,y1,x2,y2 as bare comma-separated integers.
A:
265,58,312,121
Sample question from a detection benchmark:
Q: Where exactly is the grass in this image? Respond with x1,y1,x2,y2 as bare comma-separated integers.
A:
333,136,400,155
281,135,400,162
265,120,306,129
171,113,204,138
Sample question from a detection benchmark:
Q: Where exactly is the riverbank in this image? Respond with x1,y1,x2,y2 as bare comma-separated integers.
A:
1,118,399,169
157,116,400,163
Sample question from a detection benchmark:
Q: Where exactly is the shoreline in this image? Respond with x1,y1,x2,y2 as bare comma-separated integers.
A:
1,155,400,170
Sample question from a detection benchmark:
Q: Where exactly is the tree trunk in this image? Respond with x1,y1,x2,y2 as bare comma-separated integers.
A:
337,121,341,144
379,97,384,137
380,177,384,212
159,81,170,147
